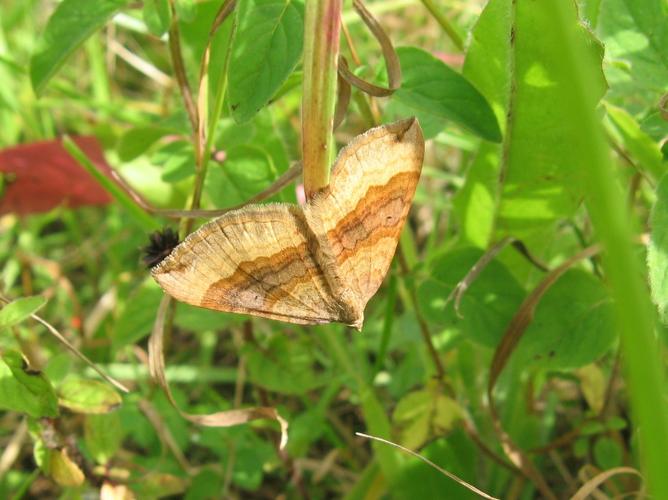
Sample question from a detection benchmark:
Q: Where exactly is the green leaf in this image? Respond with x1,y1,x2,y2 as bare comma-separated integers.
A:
417,247,526,348
393,384,463,450
228,0,304,123
513,269,616,370
113,279,163,352
30,0,129,95
84,413,124,464
605,103,666,183
174,303,242,332
63,136,160,231
186,470,223,500
496,0,606,235
459,0,607,237
286,408,327,457
143,0,171,36
245,335,328,395
455,0,511,247
393,432,478,499
58,377,122,414
597,0,668,113
48,448,85,487
204,144,279,206
393,46,501,142
594,436,623,470
649,173,668,323
175,0,197,22
0,350,59,418
0,295,46,328
117,125,179,162
153,140,195,182
197,426,275,490
452,142,500,247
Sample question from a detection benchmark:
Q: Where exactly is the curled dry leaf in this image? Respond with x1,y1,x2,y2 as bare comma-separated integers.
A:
336,0,401,97
572,466,642,500
148,295,289,449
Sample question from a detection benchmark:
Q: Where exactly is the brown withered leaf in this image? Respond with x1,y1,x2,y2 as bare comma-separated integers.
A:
0,136,113,215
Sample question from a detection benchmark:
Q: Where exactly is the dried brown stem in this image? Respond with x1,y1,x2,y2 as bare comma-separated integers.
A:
167,0,197,134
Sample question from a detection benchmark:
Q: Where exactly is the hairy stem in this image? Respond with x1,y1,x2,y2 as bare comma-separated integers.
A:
301,0,342,198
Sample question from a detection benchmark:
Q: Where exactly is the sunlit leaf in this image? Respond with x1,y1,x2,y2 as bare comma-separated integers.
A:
649,173,668,323
0,350,59,418
0,295,46,328
30,0,129,94
58,377,122,414
49,448,85,487
143,0,171,36
605,103,667,182
85,413,124,464
393,384,463,450
598,0,668,113
228,0,304,123
393,46,501,142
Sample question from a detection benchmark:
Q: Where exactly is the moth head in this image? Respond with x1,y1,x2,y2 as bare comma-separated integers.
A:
142,227,180,269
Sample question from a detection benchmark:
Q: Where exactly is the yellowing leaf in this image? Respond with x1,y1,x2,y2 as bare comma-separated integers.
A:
58,378,122,414
577,364,607,414
393,385,463,450
49,448,85,487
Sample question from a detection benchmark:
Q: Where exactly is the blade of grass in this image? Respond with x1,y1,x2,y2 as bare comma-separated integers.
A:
62,136,159,231
547,2,668,498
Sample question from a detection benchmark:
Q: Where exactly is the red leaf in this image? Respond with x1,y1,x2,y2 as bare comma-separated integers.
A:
0,137,113,215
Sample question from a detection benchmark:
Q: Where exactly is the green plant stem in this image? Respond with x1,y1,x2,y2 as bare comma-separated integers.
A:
419,0,464,52
301,0,342,198
182,0,235,234
548,2,668,498
62,136,158,231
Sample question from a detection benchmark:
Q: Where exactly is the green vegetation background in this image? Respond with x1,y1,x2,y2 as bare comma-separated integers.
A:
1,0,668,498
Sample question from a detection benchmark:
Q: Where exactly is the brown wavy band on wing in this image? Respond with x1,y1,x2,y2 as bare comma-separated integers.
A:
326,170,420,264
200,241,335,316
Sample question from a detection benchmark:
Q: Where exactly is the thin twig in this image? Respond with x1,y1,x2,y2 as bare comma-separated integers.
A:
167,0,198,133
107,39,171,87
356,432,500,500
0,294,129,393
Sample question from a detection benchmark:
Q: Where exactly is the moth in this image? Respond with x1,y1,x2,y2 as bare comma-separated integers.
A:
150,118,424,330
